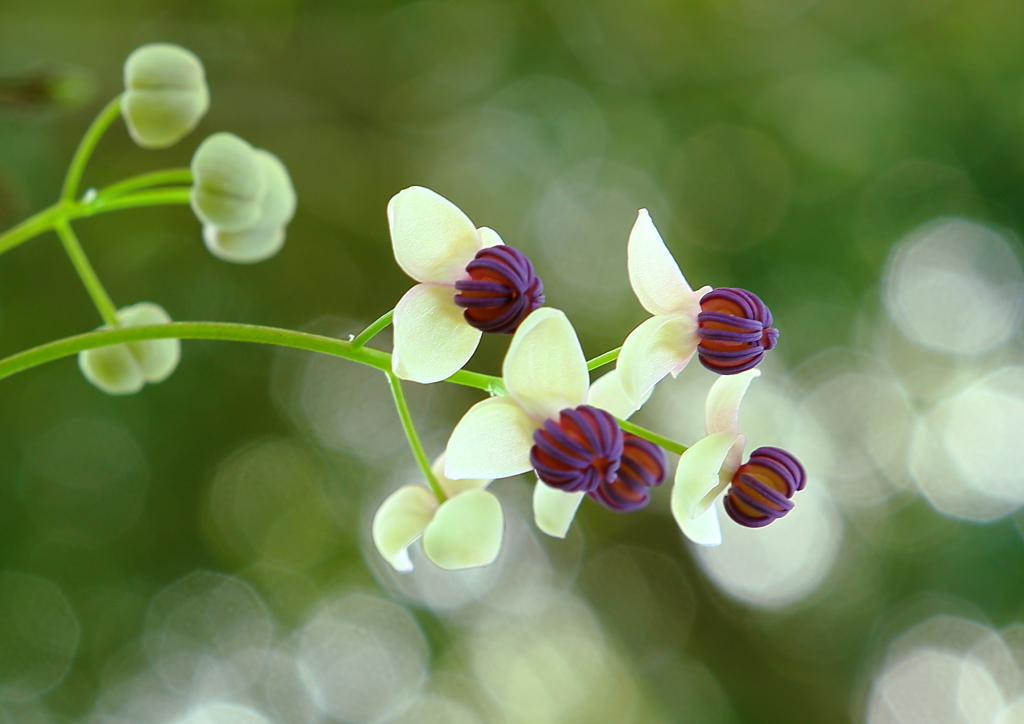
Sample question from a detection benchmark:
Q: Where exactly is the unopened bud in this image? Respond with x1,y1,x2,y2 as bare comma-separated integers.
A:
190,132,266,231
202,149,295,263
122,43,209,149
78,302,180,395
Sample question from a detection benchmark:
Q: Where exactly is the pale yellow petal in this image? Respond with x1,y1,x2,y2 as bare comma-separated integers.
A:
445,396,537,480
705,368,760,436
422,489,504,570
627,209,701,317
392,284,481,384
503,308,588,422
617,313,698,407
388,186,481,284
372,486,439,573
533,481,585,538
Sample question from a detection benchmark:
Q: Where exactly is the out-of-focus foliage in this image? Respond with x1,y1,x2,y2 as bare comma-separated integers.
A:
3,1,1024,722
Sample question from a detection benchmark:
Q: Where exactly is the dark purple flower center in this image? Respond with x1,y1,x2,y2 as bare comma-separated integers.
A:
724,446,806,528
531,405,623,494
454,245,545,334
697,288,779,375
589,434,667,513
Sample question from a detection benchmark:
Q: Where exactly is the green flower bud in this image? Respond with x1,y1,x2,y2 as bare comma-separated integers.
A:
122,43,209,149
190,132,266,232
78,302,181,395
202,149,296,263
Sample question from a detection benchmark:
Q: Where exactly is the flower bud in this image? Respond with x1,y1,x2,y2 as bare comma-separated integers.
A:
122,43,209,149
78,302,180,395
190,132,266,232
202,149,295,263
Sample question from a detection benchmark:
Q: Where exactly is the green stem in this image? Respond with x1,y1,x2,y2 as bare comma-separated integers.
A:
587,346,621,371
61,95,122,202
80,188,192,216
0,321,502,394
0,204,64,255
386,371,447,502
0,320,688,456
96,168,193,198
615,416,688,456
351,309,393,349
54,221,119,327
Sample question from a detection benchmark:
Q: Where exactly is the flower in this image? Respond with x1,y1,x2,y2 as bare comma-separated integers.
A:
617,209,779,408
372,455,502,572
444,308,665,539
78,302,181,395
121,43,209,149
388,186,545,384
191,133,296,263
671,369,806,545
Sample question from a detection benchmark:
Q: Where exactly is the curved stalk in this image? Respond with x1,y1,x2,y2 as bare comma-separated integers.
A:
54,220,119,326
351,309,394,349
61,95,122,202
387,372,446,502
587,346,621,371
0,321,686,454
615,416,688,456
96,168,192,198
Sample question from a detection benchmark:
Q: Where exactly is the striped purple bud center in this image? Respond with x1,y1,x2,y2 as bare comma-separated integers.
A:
724,446,806,528
531,406,623,494
590,434,667,513
454,245,545,334
697,288,778,375
531,405,667,513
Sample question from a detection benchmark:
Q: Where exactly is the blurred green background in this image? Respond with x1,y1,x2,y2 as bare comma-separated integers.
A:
3,1,1024,722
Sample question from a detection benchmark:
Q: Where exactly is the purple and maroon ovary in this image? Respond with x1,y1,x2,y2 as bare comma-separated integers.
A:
454,245,545,334
723,446,806,528
531,405,667,513
697,288,779,374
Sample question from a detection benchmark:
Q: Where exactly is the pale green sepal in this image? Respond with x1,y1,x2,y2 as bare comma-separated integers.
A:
705,368,760,436
122,43,209,149
627,209,700,317
432,454,491,498
118,302,180,383
392,283,481,384
617,313,698,407
190,132,266,231
372,485,438,573
587,368,650,420
422,489,504,570
78,344,145,395
203,224,285,264
533,480,585,538
503,308,588,423
77,302,180,395
679,503,723,547
388,186,481,285
671,431,736,526
444,396,536,480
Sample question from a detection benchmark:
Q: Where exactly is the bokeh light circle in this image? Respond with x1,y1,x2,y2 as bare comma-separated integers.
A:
0,572,79,702
297,592,427,723
884,218,1024,355
144,571,273,697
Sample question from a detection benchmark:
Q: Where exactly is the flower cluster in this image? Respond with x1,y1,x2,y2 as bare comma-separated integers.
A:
374,188,805,571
